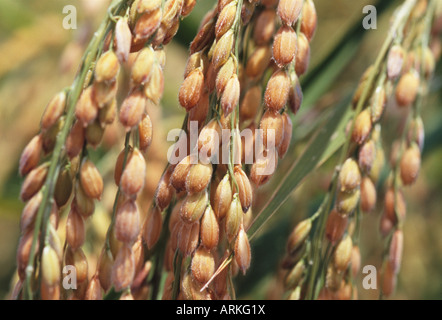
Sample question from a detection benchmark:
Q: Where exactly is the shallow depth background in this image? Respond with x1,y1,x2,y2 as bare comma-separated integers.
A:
0,0,441,299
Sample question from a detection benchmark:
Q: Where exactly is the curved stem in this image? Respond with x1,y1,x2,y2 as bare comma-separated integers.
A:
23,0,126,300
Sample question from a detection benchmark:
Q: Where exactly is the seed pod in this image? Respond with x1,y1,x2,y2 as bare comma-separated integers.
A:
16,230,37,280
221,74,240,116
115,200,140,244
143,207,163,249
370,86,387,123
203,61,217,94
278,112,293,158
66,205,85,250
41,116,63,154
66,120,85,159
170,155,193,192
76,86,98,126
287,219,311,254
288,76,303,114
295,33,310,76
260,110,285,150
350,246,362,278
120,148,146,196
387,44,405,80
40,281,60,300
182,0,196,16
184,51,203,78
250,149,278,186
369,145,385,183
54,168,73,207
189,91,209,129
339,158,361,193
144,63,164,104
74,182,95,218
384,187,406,225
119,88,147,131
360,176,377,213
213,173,232,219
216,57,235,98
240,85,261,121
137,113,153,152
162,0,184,28
325,209,349,245
134,8,162,41
19,134,42,177
80,159,103,200
98,249,113,291
395,71,420,107
358,140,376,173
155,167,174,211
352,109,372,145
423,46,435,78
85,275,103,300
92,79,117,108
239,1,253,24
137,0,161,13
264,69,291,111
180,191,208,224
273,25,297,67
382,261,397,297
389,229,403,274
114,18,132,63
190,19,216,54
336,189,360,215
112,245,135,292
407,116,424,152
400,144,421,185
115,148,133,188
225,196,243,243
95,51,119,83
234,166,253,213
301,0,317,41
215,2,237,39
277,0,302,26
287,287,301,300
20,163,48,202
285,259,305,289
212,30,234,70
131,47,155,85
254,9,276,45
191,247,215,284
179,68,204,111
198,119,222,159
154,47,167,68
234,226,251,275
334,235,353,272
85,120,105,147
20,191,42,232
245,45,272,79
41,92,66,130
186,162,213,194
179,220,200,256
65,246,88,284
200,205,219,250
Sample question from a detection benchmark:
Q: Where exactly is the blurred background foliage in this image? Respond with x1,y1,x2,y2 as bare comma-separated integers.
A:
0,0,440,300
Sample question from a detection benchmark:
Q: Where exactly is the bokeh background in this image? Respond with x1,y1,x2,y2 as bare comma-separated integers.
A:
0,0,440,299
